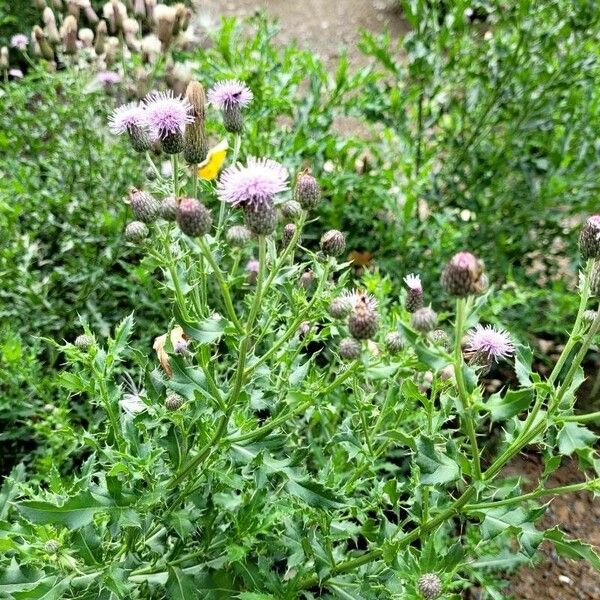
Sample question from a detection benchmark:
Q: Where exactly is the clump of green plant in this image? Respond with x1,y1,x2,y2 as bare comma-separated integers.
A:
2,79,600,600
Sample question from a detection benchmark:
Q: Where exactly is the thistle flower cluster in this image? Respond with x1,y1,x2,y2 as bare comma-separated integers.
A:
441,251,487,297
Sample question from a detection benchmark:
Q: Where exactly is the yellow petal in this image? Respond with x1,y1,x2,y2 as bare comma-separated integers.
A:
197,139,229,181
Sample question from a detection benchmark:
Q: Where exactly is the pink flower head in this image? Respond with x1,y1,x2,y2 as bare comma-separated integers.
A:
451,251,479,271
404,273,422,291
246,259,260,274
466,324,515,362
342,289,378,311
10,34,28,50
586,215,600,229
96,70,121,86
142,90,193,141
109,102,146,135
217,157,288,208
208,79,253,109
9,68,24,79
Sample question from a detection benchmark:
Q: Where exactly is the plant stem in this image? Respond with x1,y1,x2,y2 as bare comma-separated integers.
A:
216,134,241,239
453,297,481,480
172,154,179,197
197,237,243,332
464,479,600,511
559,410,600,423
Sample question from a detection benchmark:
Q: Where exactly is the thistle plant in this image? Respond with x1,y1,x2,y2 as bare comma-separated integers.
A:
4,81,600,600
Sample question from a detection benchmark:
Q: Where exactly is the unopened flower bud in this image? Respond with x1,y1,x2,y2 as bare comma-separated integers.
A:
441,251,486,297
411,307,438,333
176,197,212,236
328,297,351,319
244,200,277,236
294,169,321,209
429,329,449,348
128,187,160,223
44,540,60,554
159,196,177,221
74,334,94,349
348,294,378,340
282,223,297,248
320,229,346,257
418,573,441,600
339,337,361,360
33,26,54,61
165,393,184,411
385,331,403,354
579,215,600,260
280,200,303,221
226,225,251,248
124,220,149,241
299,270,316,290
183,81,208,165
246,259,259,285
298,321,311,337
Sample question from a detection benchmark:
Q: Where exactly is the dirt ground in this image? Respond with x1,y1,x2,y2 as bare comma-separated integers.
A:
195,0,408,65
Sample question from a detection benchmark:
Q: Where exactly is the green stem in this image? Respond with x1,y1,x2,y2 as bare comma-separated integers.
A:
559,411,600,423
453,297,482,480
216,134,241,238
172,154,179,197
197,237,243,332
465,479,600,511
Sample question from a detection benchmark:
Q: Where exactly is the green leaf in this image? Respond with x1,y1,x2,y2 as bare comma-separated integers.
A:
515,345,533,387
415,438,460,485
285,479,343,509
0,463,25,520
544,527,600,570
166,567,197,600
289,359,311,386
17,491,114,529
238,593,276,599
557,422,598,456
486,388,533,421
13,577,71,600
174,306,226,344
0,559,44,594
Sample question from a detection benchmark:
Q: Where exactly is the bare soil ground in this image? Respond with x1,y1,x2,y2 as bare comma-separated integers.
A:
196,0,408,65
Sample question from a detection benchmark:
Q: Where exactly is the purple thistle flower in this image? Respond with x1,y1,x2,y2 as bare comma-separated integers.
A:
9,68,24,79
109,102,146,135
466,324,515,362
96,70,121,86
208,79,253,109
10,34,28,50
342,289,378,311
142,90,193,141
404,273,422,291
217,157,288,208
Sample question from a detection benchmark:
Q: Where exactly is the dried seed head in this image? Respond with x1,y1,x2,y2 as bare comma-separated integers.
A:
95,19,107,54
128,187,160,223
176,197,212,236
348,293,379,340
159,196,178,221
280,200,303,221
124,220,149,241
385,331,403,354
61,15,78,54
244,200,278,236
74,334,94,349
339,337,361,360
226,225,252,248
320,229,346,257
33,26,55,61
282,223,298,248
183,81,208,165
418,573,442,600
441,251,486,297
294,169,321,209
583,309,598,322
411,307,438,333
154,4,177,48
165,393,184,411
328,296,351,319
579,215,600,260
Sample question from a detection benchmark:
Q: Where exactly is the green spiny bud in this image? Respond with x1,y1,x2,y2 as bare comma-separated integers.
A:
280,200,303,221
244,200,277,236
328,297,351,319
74,334,94,349
223,104,244,134
294,168,321,209
161,130,184,155
125,220,149,241
282,223,297,248
579,216,600,260
226,225,252,247
339,337,361,360
320,229,346,257
176,197,213,236
348,294,378,340
411,307,438,333
129,187,160,223
418,573,441,600
165,393,184,411
159,196,178,221
385,331,403,354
